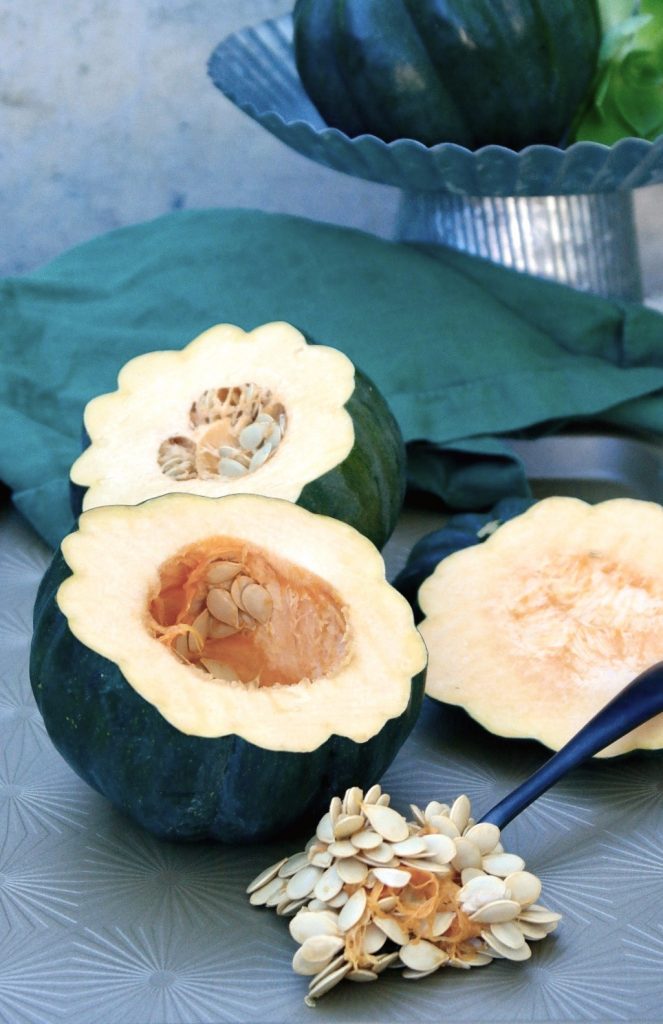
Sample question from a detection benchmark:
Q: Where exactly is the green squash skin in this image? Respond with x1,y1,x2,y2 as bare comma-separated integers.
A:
298,367,406,551
30,550,425,843
393,497,535,621
294,0,601,149
70,368,406,551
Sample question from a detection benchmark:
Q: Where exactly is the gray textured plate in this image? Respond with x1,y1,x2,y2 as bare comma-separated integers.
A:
2,436,663,1022
208,15,663,197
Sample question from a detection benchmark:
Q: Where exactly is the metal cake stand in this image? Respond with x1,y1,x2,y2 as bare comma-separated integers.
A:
209,15,663,301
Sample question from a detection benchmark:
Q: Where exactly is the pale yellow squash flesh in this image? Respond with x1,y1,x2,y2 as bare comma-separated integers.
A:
419,497,663,757
70,322,356,510
57,494,427,751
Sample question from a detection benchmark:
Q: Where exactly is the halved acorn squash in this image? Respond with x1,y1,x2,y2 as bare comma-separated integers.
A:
418,497,663,757
30,493,427,841
69,321,406,549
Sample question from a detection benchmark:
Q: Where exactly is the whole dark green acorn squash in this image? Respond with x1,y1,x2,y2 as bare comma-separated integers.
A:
30,493,427,842
293,0,602,149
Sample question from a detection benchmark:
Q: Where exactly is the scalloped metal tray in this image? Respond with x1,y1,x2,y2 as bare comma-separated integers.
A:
2,434,663,1022
208,15,663,198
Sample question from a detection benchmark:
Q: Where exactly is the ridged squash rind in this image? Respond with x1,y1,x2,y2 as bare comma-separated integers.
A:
30,494,427,840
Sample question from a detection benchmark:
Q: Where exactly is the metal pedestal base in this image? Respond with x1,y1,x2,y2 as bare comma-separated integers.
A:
397,190,643,301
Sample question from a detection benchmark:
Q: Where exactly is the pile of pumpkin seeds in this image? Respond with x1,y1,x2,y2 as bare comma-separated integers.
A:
247,785,559,1006
172,558,274,680
157,383,286,481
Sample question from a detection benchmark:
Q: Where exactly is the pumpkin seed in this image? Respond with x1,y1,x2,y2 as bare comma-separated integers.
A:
299,934,345,967
327,840,357,859
278,852,309,878
338,888,367,932
391,836,428,858
310,850,333,869
219,456,248,478
377,895,398,912
490,921,526,949
206,588,240,627
458,874,507,913
276,897,307,917
305,960,351,1004
206,561,243,585
424,801,448,821
432,911,456,937
316,813,334,845
505,870,542,907
347,969,378,982
482,853,526,877
451,837,483,871
450,795,471,832
286,865,324,901
374,915,409,946
461,868,486,885
207,620,238,639
289,910,341,944
336,858,368,886
246,857,288,894
187,610,209,654
314,864,344,903
249,876,285,907
372,952,399,974
249,443,273,472
292,949,332,977
362,924,388,955
240,583,273,624
362,804,409,843
326,890,348,909
230,574,253,610
428,814,460,838
372,867,411,888
463,822,501,855
482,930,532,961
400,940,449,973
333,814,365,840
422,833,457,863
360,842,397,865
239,422,267,451
343,786,364,816
350,829,382,851
517,921,552,940
409,804,427,827
469,899,522,924
363,784,382,805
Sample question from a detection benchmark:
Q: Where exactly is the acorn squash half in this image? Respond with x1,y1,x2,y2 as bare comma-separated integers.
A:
418,497,663,757
30,493,427,841
69,322,406,549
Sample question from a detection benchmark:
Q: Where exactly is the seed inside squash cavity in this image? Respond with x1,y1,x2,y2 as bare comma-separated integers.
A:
158,383,287,481
149,537,349,688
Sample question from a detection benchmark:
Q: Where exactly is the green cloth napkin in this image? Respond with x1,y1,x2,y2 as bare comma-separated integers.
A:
1,207,663,549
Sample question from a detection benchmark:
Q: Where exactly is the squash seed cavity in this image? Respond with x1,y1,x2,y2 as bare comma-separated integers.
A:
157,384,287,482
148,536,349,687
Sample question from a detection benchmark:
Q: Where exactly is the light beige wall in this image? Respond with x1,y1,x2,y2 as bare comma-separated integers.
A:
2,0,661,305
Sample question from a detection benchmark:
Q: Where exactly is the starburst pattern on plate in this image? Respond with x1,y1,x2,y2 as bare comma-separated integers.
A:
68,927,296,1023
0,831,80,929
0,927,71,1023
0,735,89,837
80,829,239,928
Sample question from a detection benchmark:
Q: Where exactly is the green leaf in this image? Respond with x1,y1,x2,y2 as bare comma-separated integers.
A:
574,1,663,143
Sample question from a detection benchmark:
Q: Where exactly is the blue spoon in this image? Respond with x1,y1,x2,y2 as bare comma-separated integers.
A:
479,661,663,829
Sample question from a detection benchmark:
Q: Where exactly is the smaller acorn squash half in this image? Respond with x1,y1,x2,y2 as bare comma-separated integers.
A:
418,497,663,757
69,321,406,550
30,493,427,841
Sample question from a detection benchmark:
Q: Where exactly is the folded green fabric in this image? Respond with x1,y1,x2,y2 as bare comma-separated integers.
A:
1,208,662,549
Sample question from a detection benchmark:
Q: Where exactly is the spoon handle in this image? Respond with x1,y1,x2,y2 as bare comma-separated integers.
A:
479,661,663,830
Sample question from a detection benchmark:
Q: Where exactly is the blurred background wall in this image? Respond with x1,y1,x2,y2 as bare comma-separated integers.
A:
2,0,662,305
